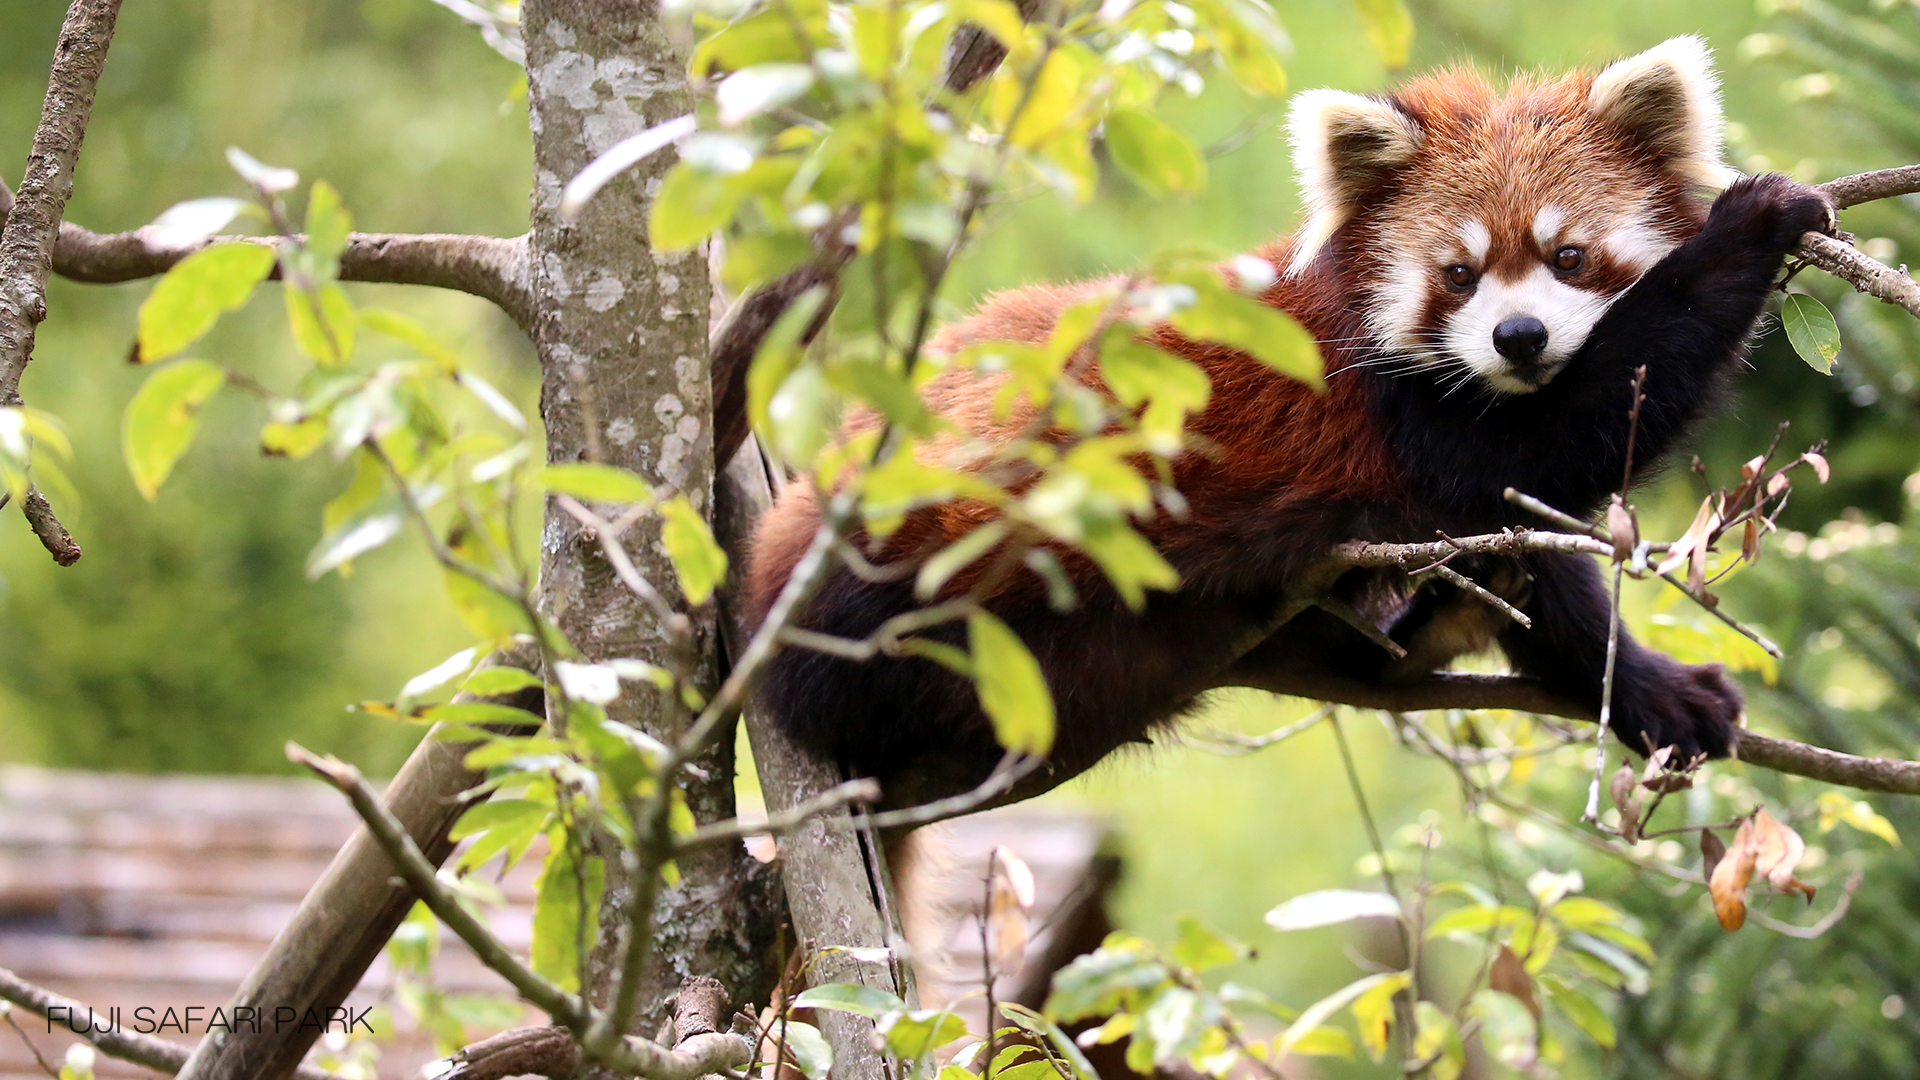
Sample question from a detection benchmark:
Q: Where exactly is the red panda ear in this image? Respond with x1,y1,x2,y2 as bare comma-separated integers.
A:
1589,36,1736,187
1286,89,1423,274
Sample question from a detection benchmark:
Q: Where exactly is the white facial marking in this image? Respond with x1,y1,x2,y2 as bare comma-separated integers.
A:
1532,205,1566,251
1366,254,1432,353
1442,266,1614,394
1603,215,1680,275
1460,219,1491,263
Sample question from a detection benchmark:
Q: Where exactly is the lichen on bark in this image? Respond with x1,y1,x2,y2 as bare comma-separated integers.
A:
523,0,779,1036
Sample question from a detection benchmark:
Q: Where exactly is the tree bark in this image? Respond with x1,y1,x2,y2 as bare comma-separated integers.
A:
523,0,781,1039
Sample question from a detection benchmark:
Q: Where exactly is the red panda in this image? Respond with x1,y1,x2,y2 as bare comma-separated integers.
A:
745,37,1836,794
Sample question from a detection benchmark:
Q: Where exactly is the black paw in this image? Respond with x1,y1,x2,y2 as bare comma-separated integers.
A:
1607,659,1741,762
1706,173,1837,256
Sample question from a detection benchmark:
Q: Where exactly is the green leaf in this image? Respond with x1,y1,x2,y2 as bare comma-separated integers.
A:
1163,272,1323,387
260,416,328,459
1104,107,1207,198
362,307,462,369
402,646,482,700
1045,933,1168,1021
1076,520,1179,609
122,359,227,500
422,701,545,727
1412,1002,1465,1080
1781,292,1841,374
968,611,1055,756
137,243,276,361
539,462,655,505
779,1021,833,1080
450,798,545,841
879,1009,971,1060
1266,889,1403,931
462,666,546,696
286,282,357,365
1539,975,1615,1049
747,286,829,441
1169,915,1248,972
791,983,905,1018
915,522,1009,601
1276,971,1404,1060
304,180,353,267
1352,0,1414,69
716,63,816,125
649,161,749,252
530,835,605,994
444,565,535,645
997,1003,1098,1080
660,495,729,606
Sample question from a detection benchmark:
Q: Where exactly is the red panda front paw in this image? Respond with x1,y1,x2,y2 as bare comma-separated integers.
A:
1606,659,1741,763
1707,173,1838,257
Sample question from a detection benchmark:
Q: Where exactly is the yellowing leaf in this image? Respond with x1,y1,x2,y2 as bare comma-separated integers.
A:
1815,791,1902,847
137,243,276,361
1277,972,1403,1062
968,611,1055,756
303,180,353,267
1350,970,1410,1062
286,282,357,365
122,359,226,500
1162,271,1322,387
539,462,655,505
660,495,729,605
1104,107,1207,197
1351,0,1414,69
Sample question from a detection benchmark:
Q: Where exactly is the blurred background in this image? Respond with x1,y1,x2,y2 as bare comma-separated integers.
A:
3,0,1919,1076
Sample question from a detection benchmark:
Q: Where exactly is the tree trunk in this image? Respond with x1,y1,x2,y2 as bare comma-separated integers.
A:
523,0,779,1037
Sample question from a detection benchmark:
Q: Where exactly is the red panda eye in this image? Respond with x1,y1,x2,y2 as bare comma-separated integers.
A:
1553,246,1584,272
1444,264,1478,289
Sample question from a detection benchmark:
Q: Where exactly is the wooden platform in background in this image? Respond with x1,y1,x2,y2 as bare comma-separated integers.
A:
0,767,1119,1080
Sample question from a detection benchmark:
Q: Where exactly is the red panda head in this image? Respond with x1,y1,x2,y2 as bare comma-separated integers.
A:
1286,36,1735,395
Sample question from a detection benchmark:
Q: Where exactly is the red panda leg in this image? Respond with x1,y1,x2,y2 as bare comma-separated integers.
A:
1497,552,1739,761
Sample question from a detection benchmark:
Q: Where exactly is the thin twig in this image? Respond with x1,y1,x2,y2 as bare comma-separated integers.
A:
0,967,346,1080
1587,560,1625,825
1315,595,1407,659
1423,563,1532,629
2,1004,59,1079
1500,488,1783,658
672,778,881,854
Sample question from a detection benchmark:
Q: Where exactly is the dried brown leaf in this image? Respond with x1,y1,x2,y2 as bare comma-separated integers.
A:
1743,518,1760,563
1801,451,1831,484
1748,808,1807,894
1700,829,1727,881
988,847,1036,973
1710,817,1758,931
1741,454,1767,481
1606,497,1637,563
1609,763,1638,813
1656,496,1721,578
1766,473,1790,498
1489,944,1539,1017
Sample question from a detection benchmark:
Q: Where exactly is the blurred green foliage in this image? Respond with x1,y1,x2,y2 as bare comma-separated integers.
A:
5,0,1920,1075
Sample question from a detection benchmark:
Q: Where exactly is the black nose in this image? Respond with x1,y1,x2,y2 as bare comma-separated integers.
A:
1492,316,1549,362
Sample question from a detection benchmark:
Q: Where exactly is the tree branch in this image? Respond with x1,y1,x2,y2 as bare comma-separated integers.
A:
1210,666,1920,796
288,744,756,1080
1818,164,1920,209
0,0,120,564
0,179,536,332
1796,230,1920,320
0,967,345,1080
